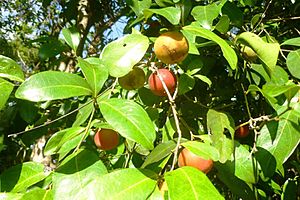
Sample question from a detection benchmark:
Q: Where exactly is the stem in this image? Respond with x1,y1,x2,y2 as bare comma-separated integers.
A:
73,106,95,153
150,64,182,171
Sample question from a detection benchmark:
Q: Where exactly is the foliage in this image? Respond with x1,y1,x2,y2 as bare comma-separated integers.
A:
1,0,300,199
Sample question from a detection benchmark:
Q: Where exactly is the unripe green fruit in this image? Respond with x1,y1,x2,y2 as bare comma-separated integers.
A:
154,31,189,64
118,67,146,90
240,45,257,62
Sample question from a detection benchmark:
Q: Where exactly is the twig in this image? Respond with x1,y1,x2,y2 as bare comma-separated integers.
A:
149,63,181,171
253,0,273,31
8,99,94,138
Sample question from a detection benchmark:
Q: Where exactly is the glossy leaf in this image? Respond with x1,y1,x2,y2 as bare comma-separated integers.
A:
181,141,220,161
99,98,156,150
100,33,149,77
15,71,92,102
142,140,177,168
0,78,14,110
0,162,49,192
0,55,24,82
286,49,300,79
281,37,300,47
257,115,300,170
62,27,80,52
144,7,181,25
72,102,94,127
191,4,220,29
165,167,224,200
77,58,108,96
22,188,53,200
52,149,107,200
90,168,157,200
44,127,85,156
57,134,83,161
183,25,237,70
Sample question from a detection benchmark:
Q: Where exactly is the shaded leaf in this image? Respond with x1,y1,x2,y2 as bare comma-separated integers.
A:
99,98,156,150
15,71,92,102
100,33,149,77
0,55,24,82
165,167,224,200
178,73,195,95
72,102,94,127
38,39,68,60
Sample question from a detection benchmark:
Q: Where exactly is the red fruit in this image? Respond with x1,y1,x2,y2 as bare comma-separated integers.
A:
148,68,176,96
94,129,119,150
235,125,250,138
178,148,213,174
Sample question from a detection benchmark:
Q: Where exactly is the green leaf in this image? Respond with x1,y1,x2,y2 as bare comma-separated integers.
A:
222,2,243,27
142,140,177,168
215,15,230,33
77,58,108,97
98,98,156,150
234,143,257,184
91,168,157,200
257,115,300,171
178,73,195,95
22,188,53,200
191,4,220,29
62,27,80,52
0,55,24,82
281,178,298,200
15,71,92,102
262,82,300,97
181,141,220,161
207,109,235,163
127,0,152,16
52,149,107,200
0,162,49,192
235,32,280,72
44,127,85,156
194,74,212,87
287,49,300,79
215,162,256,200
57,134,83,161
281,37,300,47
100,33,149,77
0,78,14,110
183,25,237,70
144,7,181,25
165,167,224,200
72,101,94,127
155,0,174,7
38,39,68,60
0,193,23,200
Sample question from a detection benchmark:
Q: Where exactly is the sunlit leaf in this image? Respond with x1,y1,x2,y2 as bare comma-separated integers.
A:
99,98,156,150
15,71,92,102
100,33,149,77
0,78,14,110
144,7,181,25
286,49,300,79
0,55,24,82
165,167,224,200
62,27,80,52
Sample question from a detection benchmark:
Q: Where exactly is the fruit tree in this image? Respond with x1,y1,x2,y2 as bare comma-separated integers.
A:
0,0,299,199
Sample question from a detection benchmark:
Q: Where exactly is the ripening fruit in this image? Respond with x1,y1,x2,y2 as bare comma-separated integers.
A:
235,125,250,138
118,67,146,90
154,31,189,64
148,68,176,96
94,129,119,150
240,45,257,62
178,148,213,174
